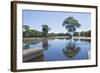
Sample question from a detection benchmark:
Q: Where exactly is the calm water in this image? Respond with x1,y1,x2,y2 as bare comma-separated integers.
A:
23,38,91,62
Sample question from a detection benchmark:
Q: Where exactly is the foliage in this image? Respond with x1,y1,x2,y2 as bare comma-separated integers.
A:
42,24,50,37
23,25,42,37
62,16,81,37
23,23,90,38
80,30,91,37
23,25,30,37
23,25,30,31
73,32,79,36
48,32,70,37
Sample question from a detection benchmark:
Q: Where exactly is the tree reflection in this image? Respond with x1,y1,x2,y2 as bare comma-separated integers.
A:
73,39,79,41
63,40,80,58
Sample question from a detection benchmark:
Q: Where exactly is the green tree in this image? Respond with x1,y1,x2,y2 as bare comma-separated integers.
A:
23,25,30,31
73,32,79,36
88,30,91,37
42,24,50,37
23,25,30,38
80,30,91,37
80,31,85,37
85,30,91,37
62,16,81,38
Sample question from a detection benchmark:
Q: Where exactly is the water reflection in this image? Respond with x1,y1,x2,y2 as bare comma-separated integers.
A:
63,40,81,58
23,38,49,62
73,39,79,41
23,38,90,62
80,39,91,42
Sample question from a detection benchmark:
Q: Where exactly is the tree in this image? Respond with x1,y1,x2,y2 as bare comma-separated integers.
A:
73,32,79,36
42,24,50,37
88,30,91,37
23,25,30,31
80,30,91,37
85,30,91,37
62,16,81,38
80,31,85,37
23,25,30,38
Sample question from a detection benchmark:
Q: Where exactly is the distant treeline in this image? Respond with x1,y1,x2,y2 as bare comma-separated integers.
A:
73,30,91,37
23,29,42,37
23,29,70,37
23,16,91,38
48,30,91,37
23,28,91,38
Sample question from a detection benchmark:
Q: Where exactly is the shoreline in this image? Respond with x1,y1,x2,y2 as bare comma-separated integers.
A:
23,36,91,40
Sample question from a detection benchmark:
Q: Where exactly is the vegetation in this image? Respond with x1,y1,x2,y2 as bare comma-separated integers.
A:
42,24,50,37
23,25,30,37
62,16,81,38
73,30,91,37
48,32,70,37
23,17,91,38
23,25,42,37
73,32,79,36
80,30,91,37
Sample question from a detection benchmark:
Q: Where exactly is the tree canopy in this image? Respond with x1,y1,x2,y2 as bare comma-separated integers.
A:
63,17,80,32
23,25,30,31
42,24,50,37
62,16,81,37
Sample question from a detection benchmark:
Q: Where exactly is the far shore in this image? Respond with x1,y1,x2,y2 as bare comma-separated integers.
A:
23,36,91,41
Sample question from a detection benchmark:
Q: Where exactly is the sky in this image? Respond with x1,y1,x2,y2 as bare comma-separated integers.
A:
23,10,91,33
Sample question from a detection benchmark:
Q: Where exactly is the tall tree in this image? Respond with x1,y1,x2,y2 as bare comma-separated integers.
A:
62,16,81,38
42,24,50,37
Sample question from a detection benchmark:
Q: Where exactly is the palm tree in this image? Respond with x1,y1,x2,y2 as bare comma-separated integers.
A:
62,16,81,38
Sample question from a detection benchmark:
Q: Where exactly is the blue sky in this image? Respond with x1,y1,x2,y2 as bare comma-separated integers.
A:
23,10,91,33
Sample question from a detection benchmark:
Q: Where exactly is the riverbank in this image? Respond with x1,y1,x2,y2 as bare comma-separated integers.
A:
23,36,91,40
